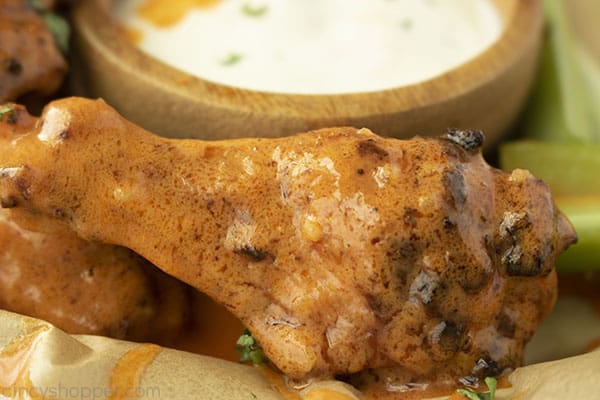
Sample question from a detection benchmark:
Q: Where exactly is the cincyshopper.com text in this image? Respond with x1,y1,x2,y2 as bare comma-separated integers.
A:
1,384,161,399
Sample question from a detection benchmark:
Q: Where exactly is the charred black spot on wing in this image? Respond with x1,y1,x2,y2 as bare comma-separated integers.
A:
456,263,492,294
0,196,17,208
496,312,516,339
460,357,506,385
472,357,504,377
442,217,456,230
499,211,531,239
4,58,22,76
438,321,468,353
387,240,419,286
443,167,467,207
505,242,554,277
238,245,272,262
358,139,389,160
446,128,485,151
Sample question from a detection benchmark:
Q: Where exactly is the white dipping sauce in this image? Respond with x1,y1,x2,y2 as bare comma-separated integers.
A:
117,0,503,94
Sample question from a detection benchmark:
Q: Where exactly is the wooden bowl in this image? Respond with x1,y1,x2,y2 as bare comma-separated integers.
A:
71,0,542,144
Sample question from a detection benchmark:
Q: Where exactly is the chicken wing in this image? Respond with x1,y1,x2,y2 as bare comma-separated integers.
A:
0,0,67,102
0,104,190,344
0,208,191,343
0,98,576,382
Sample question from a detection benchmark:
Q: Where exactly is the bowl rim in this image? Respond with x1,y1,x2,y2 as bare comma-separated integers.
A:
73,0,542,122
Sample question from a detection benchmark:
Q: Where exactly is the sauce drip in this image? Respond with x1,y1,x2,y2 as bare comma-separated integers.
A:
256,365,302,400
303,389,355,400
0,322,55,400
0,323,48,388
107,344,163,400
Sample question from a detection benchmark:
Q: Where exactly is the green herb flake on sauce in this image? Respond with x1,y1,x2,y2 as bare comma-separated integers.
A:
242,3,268,17
221,53,243,66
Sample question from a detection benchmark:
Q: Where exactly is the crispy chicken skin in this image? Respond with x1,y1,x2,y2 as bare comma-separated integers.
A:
0,2,186,344
0,0,67,102
0,98,576,381
0,209,191,343
0,107,190,344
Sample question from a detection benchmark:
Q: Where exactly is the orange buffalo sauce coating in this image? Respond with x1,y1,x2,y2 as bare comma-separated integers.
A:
0,98,575,383
0,0,67,102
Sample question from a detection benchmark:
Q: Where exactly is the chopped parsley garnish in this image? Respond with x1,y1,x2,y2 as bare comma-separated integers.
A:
42,12,70,54
242,3,268,17
0,106,15,122
456,377,497,400
28,0,70,54
400,17,413,31
221,53,243,66
236,329,267,364
27,0,45,13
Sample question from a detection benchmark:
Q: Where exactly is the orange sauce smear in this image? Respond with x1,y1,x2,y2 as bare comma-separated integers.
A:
137,0,222,27
0,323,48,389
107,344,163,400
360,383,457,400
0,323,55,399
256,365,302,400
0,321,162,400
304,390,357,400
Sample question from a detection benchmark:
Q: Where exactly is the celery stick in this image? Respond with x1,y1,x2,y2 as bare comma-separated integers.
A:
499,141,600,197
555,198,600,272
523,35,576,143
523,0,600,143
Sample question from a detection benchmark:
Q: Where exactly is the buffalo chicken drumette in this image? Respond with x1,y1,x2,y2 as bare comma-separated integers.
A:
0,103,191,343
0,209,191,343
0,0,67,102
0,98,576,381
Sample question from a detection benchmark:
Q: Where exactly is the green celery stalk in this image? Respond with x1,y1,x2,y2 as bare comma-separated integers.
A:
499,141,600,197
500,141,600,271
555,198,600,271
523,0,600,143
